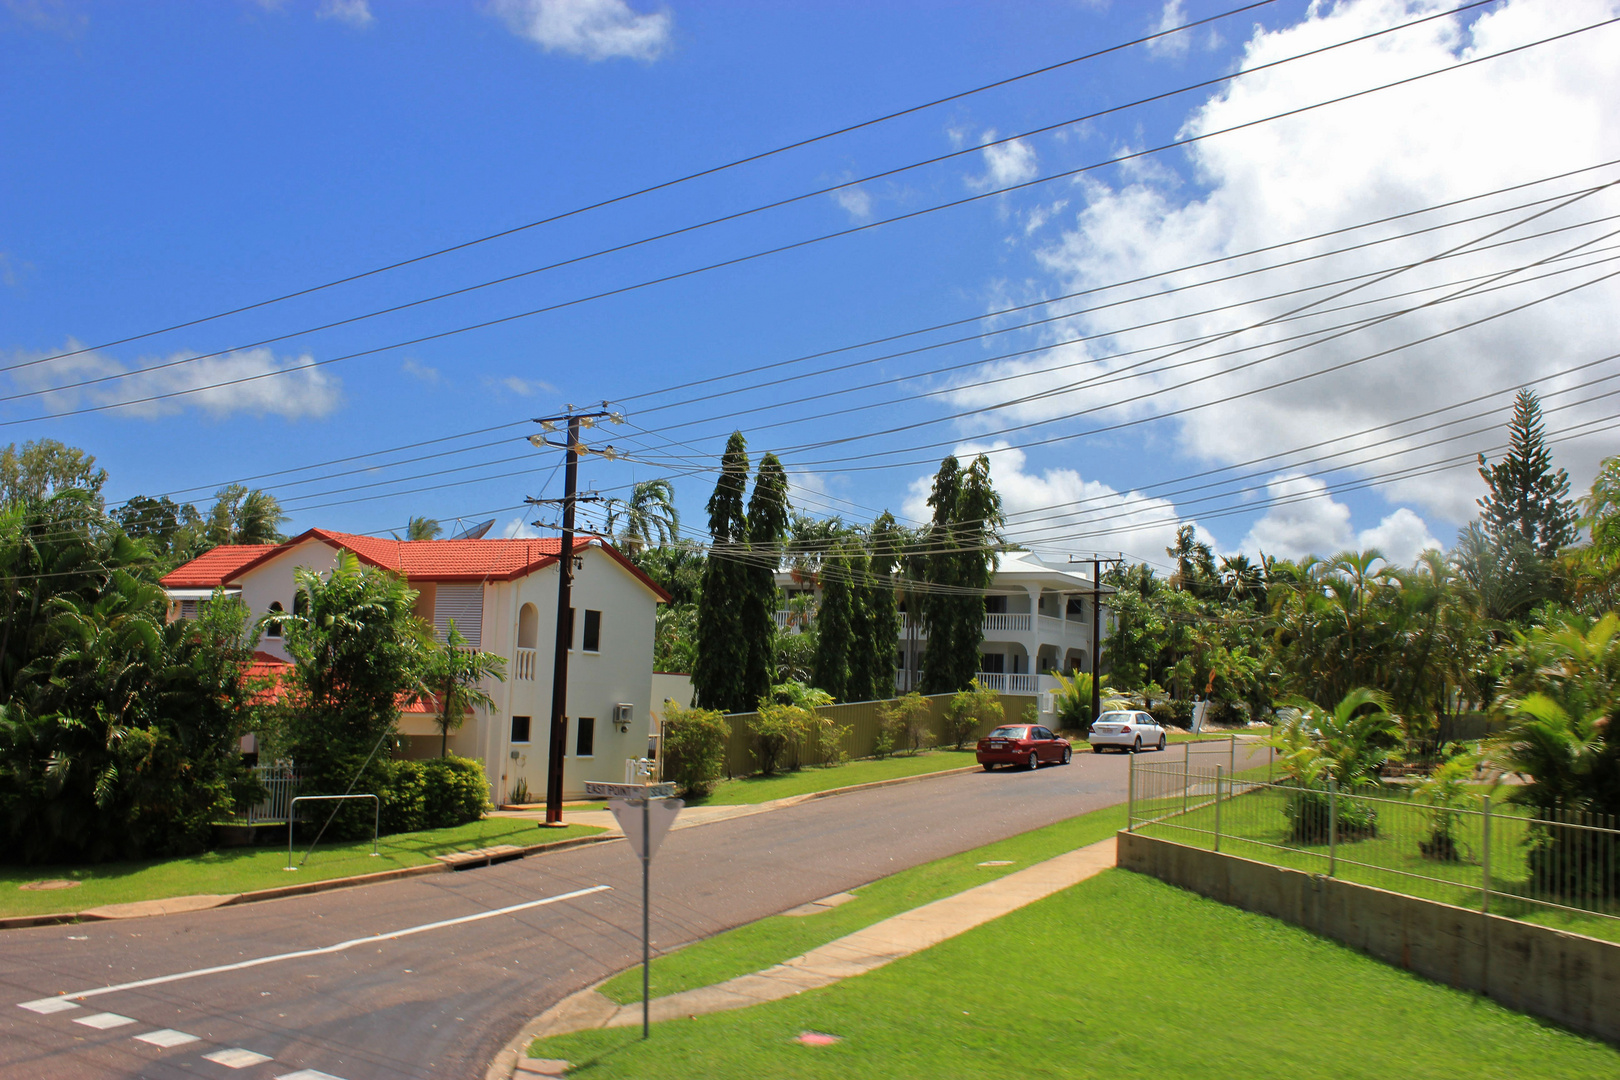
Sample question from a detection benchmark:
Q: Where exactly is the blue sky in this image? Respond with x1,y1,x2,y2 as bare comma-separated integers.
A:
3,0,1617,570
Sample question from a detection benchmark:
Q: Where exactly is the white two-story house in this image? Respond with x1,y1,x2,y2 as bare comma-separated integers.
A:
777,550,1115,698
161,529,670,804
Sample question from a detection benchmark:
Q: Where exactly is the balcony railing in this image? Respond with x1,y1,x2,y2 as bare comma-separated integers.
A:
973,671,1041,694
514,647,536,681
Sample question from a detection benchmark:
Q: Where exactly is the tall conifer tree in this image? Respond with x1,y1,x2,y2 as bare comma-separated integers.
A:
743,452,790,707
1478,389,1577,558
861,511,902,700
694,432,750,712
812,539,854,701
920,455,1004,693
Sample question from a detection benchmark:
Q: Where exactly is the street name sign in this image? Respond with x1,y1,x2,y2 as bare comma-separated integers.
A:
584,781,675,802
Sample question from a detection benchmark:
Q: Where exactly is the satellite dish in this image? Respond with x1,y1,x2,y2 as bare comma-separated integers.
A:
451,519,495,540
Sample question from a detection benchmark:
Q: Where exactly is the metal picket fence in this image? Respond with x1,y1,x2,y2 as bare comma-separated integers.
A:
234,764,302,825
1127,754,1620,931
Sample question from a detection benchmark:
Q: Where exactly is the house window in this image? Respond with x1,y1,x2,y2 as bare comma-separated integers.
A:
433,583,484,647
981,653,1005,674
511,716,531,744
896,649,905,670
566,606,575,650
179,599,199,620
984,595,1007,614
576,717,595,758
265,601,284,639
582,609,602,652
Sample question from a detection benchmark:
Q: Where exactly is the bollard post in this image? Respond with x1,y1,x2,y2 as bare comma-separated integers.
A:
1229,733,1236,777
1481,795,1492,914
1214,765,1223,852
1328,778,1338,877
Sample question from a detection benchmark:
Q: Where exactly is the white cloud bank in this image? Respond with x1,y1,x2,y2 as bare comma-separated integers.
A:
316,0,373,27
947,0,1620,544
1238,474,1440,563
969,130,1040,192
490,0,672,61
9,341,342,421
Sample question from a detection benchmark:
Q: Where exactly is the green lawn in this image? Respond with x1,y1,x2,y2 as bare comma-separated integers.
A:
536,869,1620,1080
701,751,979,806
597,802,1128,1004
1,818,604,918
1135,784,1620,943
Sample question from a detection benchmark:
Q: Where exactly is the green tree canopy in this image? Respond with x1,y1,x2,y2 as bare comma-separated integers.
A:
694,432,751,712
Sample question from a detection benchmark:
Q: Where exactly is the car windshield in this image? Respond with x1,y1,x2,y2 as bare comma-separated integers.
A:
1097,712,1133,724
987,726,1028,739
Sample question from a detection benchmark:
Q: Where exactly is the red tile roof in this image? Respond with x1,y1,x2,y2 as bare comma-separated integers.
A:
245,650,292,705
159,545,279,588
161,529,671,600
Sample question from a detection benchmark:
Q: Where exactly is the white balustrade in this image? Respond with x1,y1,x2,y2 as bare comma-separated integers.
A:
514,647,536,681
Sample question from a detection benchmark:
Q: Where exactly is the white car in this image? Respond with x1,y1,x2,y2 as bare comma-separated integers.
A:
1089,710,1167,753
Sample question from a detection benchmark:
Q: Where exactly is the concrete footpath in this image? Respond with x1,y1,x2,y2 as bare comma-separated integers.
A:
489,834,1119,1079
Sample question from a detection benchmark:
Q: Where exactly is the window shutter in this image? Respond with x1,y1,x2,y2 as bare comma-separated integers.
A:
433,584,484,647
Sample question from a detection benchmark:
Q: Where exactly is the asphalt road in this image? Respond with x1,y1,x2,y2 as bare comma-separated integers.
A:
0,743,1263,1080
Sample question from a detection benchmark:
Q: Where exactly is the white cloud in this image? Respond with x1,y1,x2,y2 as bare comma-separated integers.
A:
8,341,341,420
482,374,555,397
501,516,543,539
0,252,28,288
490,0,672,61
402,358,441,384
969,129,1039,193
1238,474,1439,564
952,0,1620,528
902,441,1216,565
1146,0,1191,59
317,0,373,27
831,186,873,222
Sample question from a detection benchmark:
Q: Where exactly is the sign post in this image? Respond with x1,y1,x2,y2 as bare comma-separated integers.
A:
585,779,680,1039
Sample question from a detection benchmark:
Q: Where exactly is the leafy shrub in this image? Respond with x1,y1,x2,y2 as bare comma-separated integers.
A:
661,702,730,797
1415,747,1475,861
876,692,933,755
872,724,895,760
508,776,532,805
946,679,1003,750
1283,786,1378,843
378,754,488,834
1149,702,1194,730
751,701,814,774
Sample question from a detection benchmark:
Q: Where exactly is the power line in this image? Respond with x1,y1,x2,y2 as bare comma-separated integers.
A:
22,0,1280,369
10,12,1611,425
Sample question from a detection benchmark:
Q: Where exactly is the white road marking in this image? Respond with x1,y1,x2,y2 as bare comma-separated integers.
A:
38,884,610,1006
73,1012,135,1030
18,998,79,1014
276,1071,346,1080
135,1028,200,1048
206,1048,274,1068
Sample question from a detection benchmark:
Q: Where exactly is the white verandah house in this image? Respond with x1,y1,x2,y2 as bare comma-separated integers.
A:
775,550,1116,704
161,528,671,805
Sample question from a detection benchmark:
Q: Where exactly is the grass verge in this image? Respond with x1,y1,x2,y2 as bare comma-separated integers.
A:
537,869,1620,1079
697,750,979,806
596,801,1126,1004
1,818,604,918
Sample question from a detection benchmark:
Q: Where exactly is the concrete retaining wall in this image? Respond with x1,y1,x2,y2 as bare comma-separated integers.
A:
1117,831,1620,1045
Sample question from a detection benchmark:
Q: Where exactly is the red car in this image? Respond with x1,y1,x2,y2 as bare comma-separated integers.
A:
976,724,1072,771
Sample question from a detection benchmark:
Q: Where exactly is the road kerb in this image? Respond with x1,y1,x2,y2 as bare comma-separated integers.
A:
489,835,1119,1079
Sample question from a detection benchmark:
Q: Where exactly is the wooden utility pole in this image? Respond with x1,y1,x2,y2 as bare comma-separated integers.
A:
528,405,620,826
1072,555,1123,723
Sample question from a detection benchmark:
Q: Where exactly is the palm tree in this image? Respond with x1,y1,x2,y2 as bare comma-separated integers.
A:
205,485,288,546
397,516,442,541
415,620,506,756
604,479,679,553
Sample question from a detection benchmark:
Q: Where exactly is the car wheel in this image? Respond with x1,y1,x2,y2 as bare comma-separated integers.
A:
1027,751,1040,771
982,762,996,772
1062,746,1073,765
1133,736,1142,753
1157,735,1167,751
